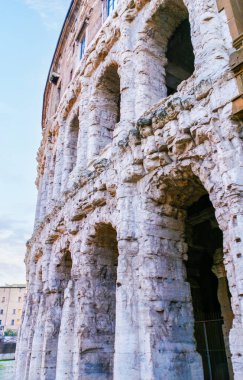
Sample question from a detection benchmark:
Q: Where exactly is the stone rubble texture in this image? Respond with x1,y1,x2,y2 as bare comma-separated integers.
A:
15,0,243,379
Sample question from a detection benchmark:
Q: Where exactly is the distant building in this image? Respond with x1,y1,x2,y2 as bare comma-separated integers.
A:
0,285,26,334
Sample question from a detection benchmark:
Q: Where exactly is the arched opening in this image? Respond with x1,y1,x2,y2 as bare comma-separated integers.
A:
147,172,234,378
62,114,79,187
80,223,118,379
185,194,233,380
138,0,195,108
56,250,72,295
165,18,195,95
92,64,120,155
67,115,79,173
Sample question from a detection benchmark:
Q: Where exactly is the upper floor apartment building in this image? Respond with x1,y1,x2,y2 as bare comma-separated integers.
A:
0,285,26,334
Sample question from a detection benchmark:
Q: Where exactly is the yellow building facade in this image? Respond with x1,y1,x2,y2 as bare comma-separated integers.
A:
0,285,26,334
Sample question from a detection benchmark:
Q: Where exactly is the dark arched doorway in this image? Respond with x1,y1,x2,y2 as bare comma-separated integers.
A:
185,194,233,380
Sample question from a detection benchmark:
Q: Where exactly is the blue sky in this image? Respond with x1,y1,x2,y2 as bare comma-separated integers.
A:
0,0,70,285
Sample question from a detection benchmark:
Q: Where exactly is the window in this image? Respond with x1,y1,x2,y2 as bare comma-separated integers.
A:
13,309,16,315
18,309,21,315
107,0,117,16
0,320,2,325
2,297,5,302
11,320,14,326
18,297,21,302
80,35,86,60
0,310,3,315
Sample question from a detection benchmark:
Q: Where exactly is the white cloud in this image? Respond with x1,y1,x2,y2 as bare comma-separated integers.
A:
0,216,30,285
24,0,71,30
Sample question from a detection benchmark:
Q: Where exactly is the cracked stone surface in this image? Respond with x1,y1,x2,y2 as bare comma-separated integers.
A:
16,0,243,379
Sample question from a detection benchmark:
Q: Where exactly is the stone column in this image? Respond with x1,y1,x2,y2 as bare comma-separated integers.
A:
34,185,43,227
61,114,79,192
40,242,67,380
76,77,90,171
28,294,46,380
38,146,53,221
212,248,234,380
113,185,140,380
185,0,230,79
221,207,243,380
55,280,76,380
40,293,62,380
136,197,204,379
28,243,52,380
15,251,42,380
113,20,136,145
46,152,56,208
134,32,167,119
52,122,65,200
15,294,34,380
71,240,116,379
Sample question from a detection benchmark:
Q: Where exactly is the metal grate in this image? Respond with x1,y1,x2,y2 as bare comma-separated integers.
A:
195,318,229,380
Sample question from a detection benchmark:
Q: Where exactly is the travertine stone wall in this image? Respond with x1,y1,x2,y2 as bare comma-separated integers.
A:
16,0,243,379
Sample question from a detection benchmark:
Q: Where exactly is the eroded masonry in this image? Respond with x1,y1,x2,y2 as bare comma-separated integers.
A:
16,0,243,379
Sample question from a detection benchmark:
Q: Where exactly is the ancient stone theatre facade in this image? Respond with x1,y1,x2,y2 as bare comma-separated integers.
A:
16,0,243,379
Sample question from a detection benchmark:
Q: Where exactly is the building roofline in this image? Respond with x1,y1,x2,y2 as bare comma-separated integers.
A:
42,0,75,129
0,285,26,288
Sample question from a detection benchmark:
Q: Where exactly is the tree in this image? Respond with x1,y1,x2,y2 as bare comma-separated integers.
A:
4,329,17,336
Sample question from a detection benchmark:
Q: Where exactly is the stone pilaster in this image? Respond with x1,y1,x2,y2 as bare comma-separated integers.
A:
76,78,90,170
221,204,243,380
114,185,140,379
136,196,204,379
212,248,234,380
15,252,42,380
52,122,65,200
56,281,76,380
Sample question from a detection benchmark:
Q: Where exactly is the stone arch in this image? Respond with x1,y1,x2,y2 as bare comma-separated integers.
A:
135,0,195,115
88,61,121,162
143,164,234,379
